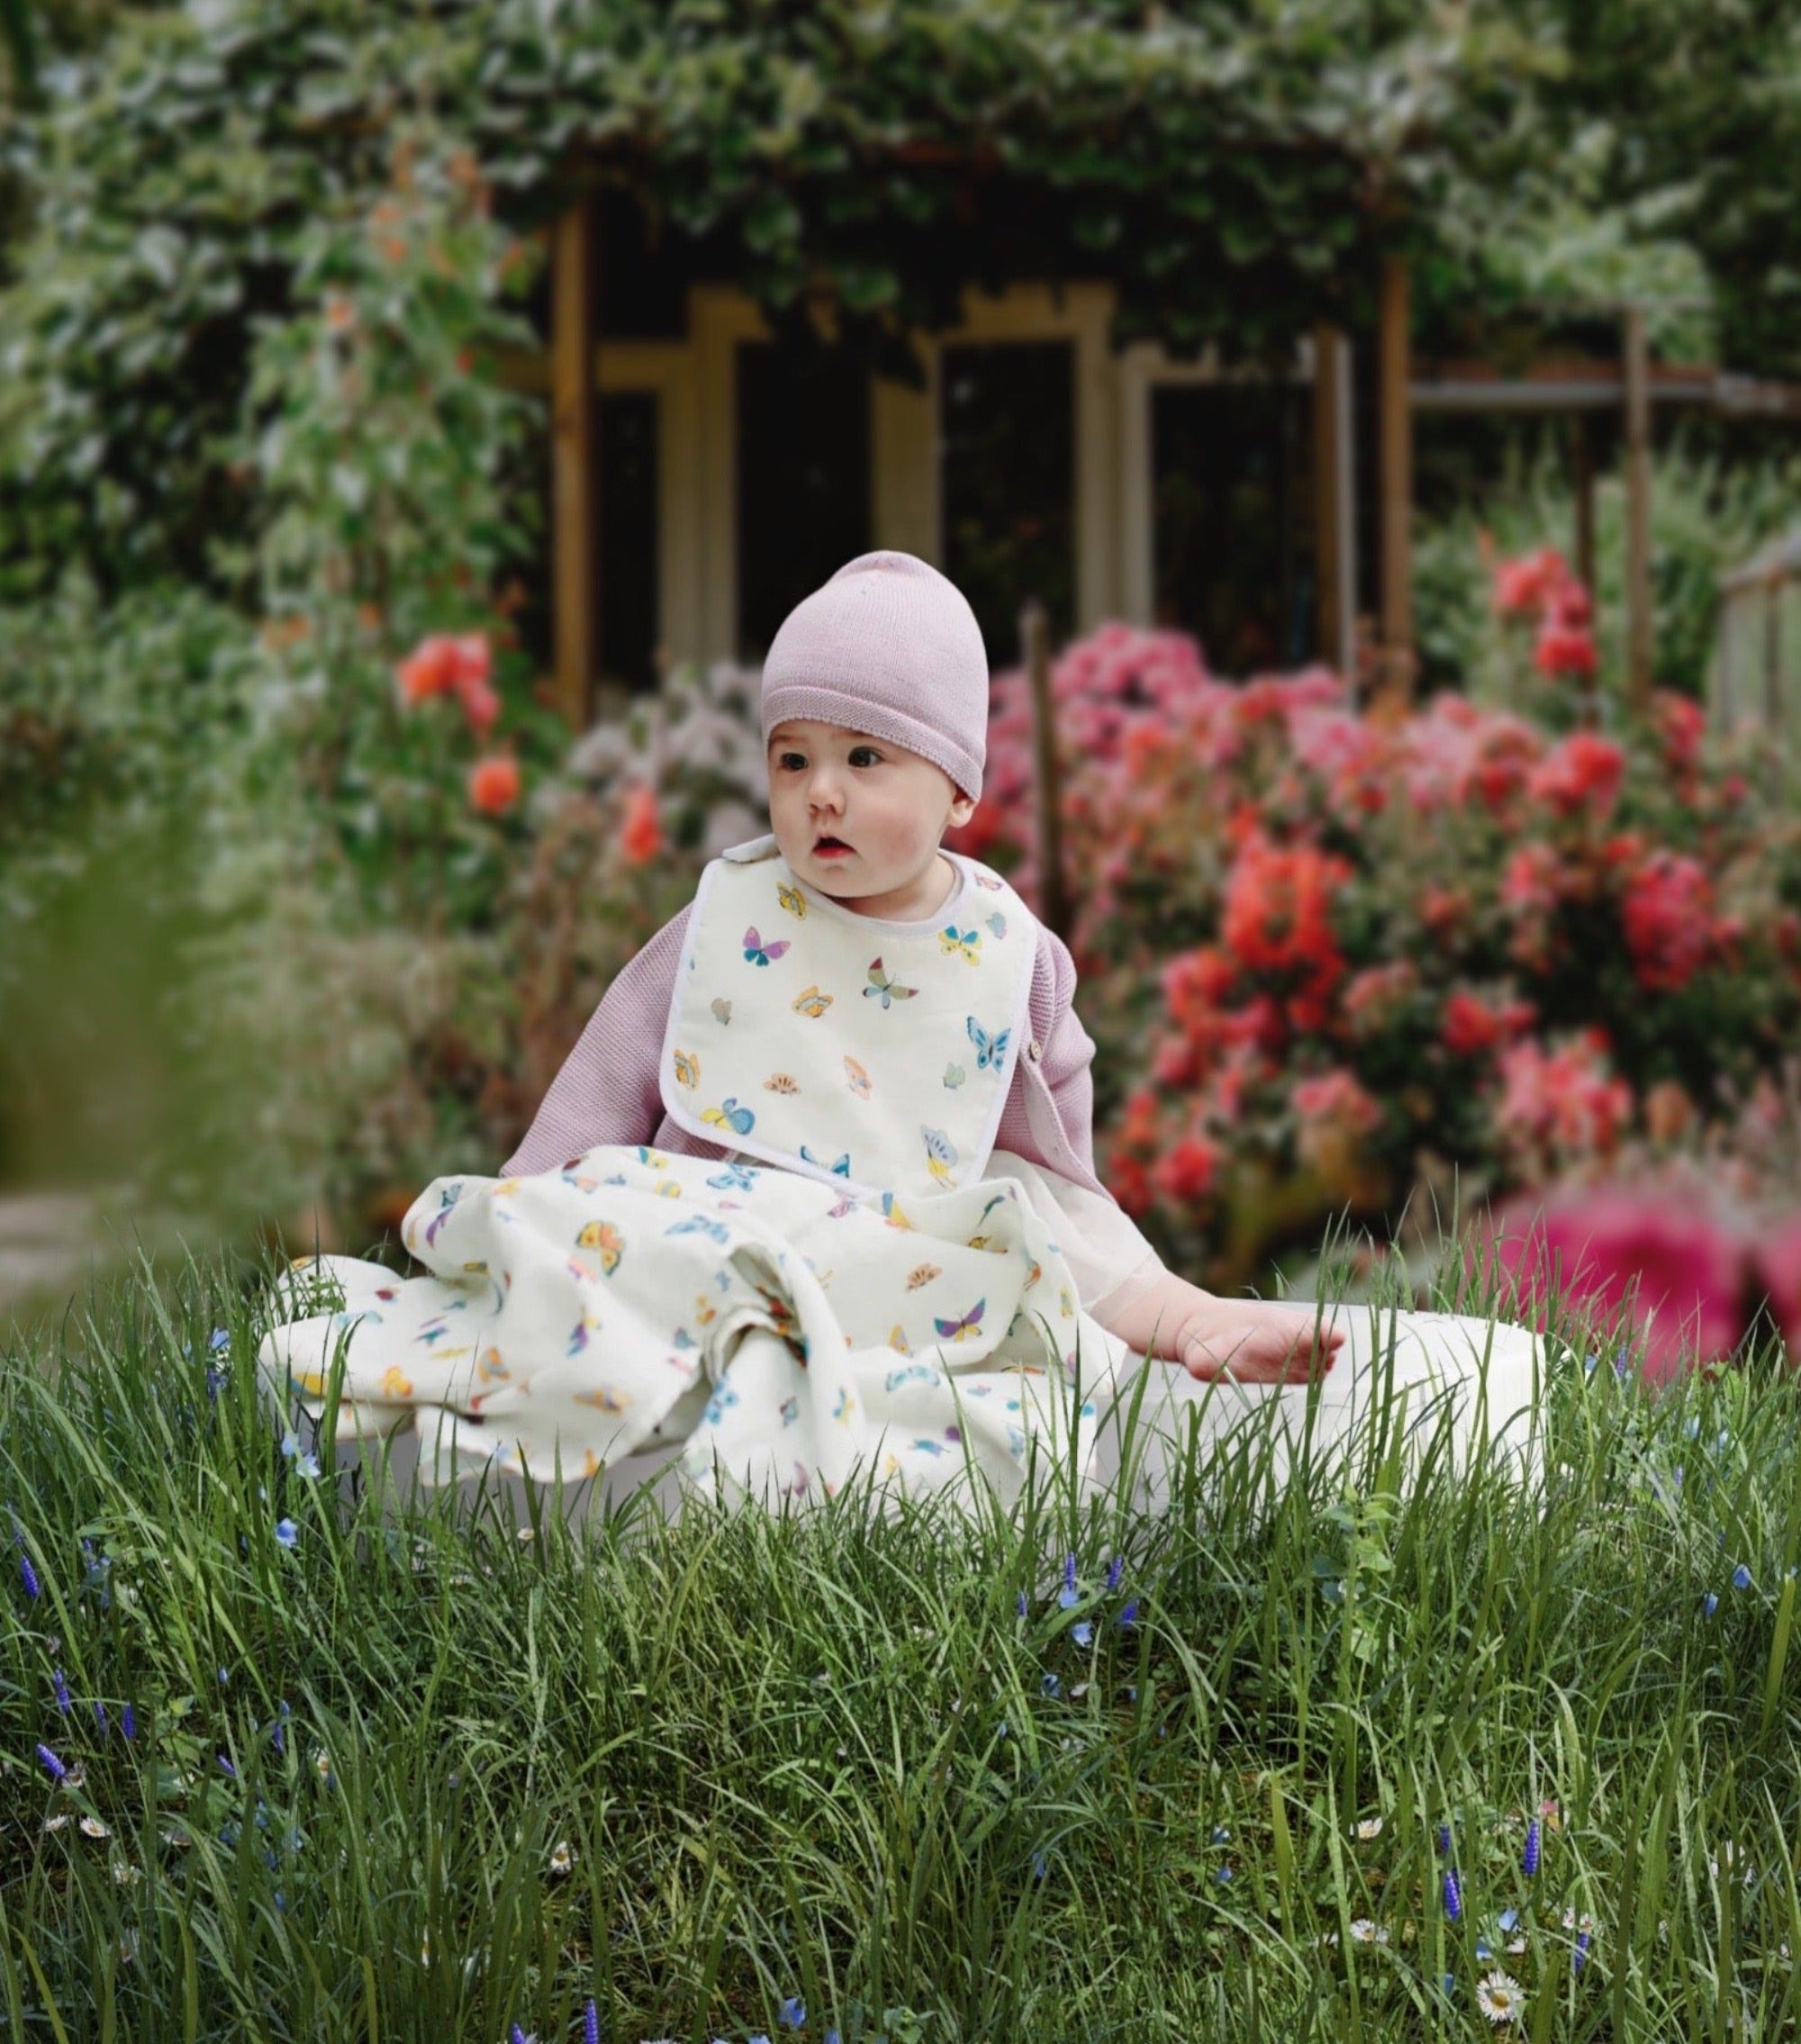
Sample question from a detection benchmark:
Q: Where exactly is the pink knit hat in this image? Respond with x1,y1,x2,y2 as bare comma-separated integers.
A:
759,551,990,802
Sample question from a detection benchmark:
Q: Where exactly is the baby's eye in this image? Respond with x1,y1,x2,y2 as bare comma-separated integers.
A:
776,752,806,772
850,746,882,767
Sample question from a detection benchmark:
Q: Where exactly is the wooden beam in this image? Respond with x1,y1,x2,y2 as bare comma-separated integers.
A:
1570,412,1597,596
1377,253,1414,715
1623,305,1652,717
1313,323,1341,672
551,194,600,731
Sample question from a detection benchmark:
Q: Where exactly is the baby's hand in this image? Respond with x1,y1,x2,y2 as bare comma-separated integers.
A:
1172,1298,1344,1385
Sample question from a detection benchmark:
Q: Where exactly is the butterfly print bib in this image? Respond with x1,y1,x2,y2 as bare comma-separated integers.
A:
659,835,1038,1201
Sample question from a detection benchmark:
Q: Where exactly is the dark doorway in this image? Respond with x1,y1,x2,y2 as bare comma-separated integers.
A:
1153,380,1316,677
737,339,872,663
598,390,659,692
941,340,1074,668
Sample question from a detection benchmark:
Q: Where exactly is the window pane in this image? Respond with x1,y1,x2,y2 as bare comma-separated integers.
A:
736,339,871,663
941,340,1074,667
1153,381,1316,676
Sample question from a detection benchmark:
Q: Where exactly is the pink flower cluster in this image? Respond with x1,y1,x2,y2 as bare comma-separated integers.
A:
960,619,1796,1304
1491,545,1598,680
394,629,520,816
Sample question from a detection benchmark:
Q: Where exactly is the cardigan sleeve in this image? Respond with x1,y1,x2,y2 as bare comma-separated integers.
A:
499,904,692,1178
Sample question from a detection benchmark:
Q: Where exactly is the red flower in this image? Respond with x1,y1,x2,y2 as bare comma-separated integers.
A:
1492,547,1571,618
1621,850,1715,992
1479,1186,1747,1387
467,754,520,816
1153,1136,1220,1206
1528,732,1625,818
396,635,459,704
1220,835,1352,996
398,630,499,734
619,783,663,865
1534,619,1599,678
1441,991,1505,1057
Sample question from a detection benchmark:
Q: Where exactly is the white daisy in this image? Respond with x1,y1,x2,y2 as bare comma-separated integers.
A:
548,1839,575,1877
111,1860,141,1887
1354,1817,1385,1841
1475,1969,1525,2024
1347,1918,1390,1945
78,1816,110,1840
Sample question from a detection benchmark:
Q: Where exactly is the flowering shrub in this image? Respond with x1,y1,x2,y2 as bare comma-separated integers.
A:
949,615,1801,1293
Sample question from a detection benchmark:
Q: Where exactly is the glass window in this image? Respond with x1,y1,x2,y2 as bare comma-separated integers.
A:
941,340,1074,667
736,339,871,663
1153,381,1316,676
598,390,659,693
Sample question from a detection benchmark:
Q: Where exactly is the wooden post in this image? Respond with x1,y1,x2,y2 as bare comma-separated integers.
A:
1570,411,1597,597
1021,598,1068,943
1765,568,1786,736
551,193,600,731
1623,304,1652,718
1313,323,1342,672
1376,254,1414,718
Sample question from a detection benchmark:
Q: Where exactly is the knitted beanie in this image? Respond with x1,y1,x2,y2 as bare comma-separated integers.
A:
759,551,990,802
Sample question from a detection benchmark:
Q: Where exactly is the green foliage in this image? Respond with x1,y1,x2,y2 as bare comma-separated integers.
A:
0,0,1582,593
0,1255,1798,2034
1414,426,1801,708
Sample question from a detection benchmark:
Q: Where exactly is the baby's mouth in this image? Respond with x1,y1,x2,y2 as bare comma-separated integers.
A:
813,834,852,853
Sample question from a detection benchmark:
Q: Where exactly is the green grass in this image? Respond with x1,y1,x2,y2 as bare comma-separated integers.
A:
0,1251,1798,2042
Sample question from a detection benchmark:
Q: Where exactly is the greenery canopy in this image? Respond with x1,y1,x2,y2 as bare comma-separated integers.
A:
0,0,1794,599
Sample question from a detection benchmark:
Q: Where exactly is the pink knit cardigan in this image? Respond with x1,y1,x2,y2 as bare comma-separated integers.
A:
501,900,1117,1204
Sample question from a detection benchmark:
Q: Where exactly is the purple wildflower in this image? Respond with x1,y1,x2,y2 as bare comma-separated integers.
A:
19,1553,39,1600
1704,1592,1720,1617
1573,1929,1591,1976
51,1669,70,1714
275,1518,300,1550
780,1996,805,2027
218,1754,237,1777
1016,1588,1027,1619
36,1742,66,1782
93,1700,107,1734
1072,1620,1093,1647
1733,1564,1752,1591
1106,1553,1124,1591
1437,1822,1452,1856
1444,1869,1462,1922
584,2000,599,2044
121,1703,136,1741
1117,1599,1139,1627
1523,1819,1541,1877
1058,1553,1078,1609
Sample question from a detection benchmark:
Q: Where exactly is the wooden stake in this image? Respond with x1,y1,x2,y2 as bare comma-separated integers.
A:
1021,598,1068,944
1624,304,1652,717
1377,254,1414,715
551,193,599,732
1313,322,1343,672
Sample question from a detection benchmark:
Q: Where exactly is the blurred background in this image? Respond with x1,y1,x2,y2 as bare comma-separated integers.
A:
5,0,1801,1370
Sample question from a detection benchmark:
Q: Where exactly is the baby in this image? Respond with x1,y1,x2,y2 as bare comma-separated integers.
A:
505,549,1342,1389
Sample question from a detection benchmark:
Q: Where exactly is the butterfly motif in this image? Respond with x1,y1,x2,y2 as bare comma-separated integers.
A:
863,956,919,1008
561,1168,600,1192
636,1147,670,1169
666,1214,729,1244
378,1366,414,1398
671,1325,698,1350
672,1048,700,1090
888,1325,911,1354
700,1097,756,1135
934,1298,987,1342
475,1346,511,1383
743,926,791,967
881,1192,916,1229
986,912,1008,939
423,1181,462,1248
801,1145,851,1178
827,1194,856,1219
653,1179,683,1198
938,926,982,963
792,985,833,1018
711,998,732,1026
1023,1259,1043,1289
574,1384,632,1413
779,1396,800,1426
843,1055,872,1099
920,1125,958,1187
886,1361,940,1391
574,1220,624,1275
943,1063,966,1090
776,882,808,919
909,1438,946,1458
693,1291,719,1325
965,1017,1011,1071
905,1262,942,1289
832,1388,855,1422
705,1162,757,1192
566,1316,598,1358
1060,1286,1076,1317
973,870,1004,891
763,1072,800,1095
376,1287,397,1302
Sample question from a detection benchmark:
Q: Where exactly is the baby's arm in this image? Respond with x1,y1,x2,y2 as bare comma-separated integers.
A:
1092,1267,1343,1383
500,907,690,1177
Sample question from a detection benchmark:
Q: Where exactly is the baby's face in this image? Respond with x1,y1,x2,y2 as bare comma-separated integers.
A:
766,719,976,919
